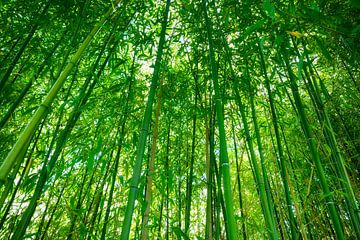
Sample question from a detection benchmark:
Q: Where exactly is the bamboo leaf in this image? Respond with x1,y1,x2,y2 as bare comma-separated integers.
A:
263,0,275,20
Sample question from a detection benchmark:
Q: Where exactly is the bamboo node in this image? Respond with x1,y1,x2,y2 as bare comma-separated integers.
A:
40,103,50,111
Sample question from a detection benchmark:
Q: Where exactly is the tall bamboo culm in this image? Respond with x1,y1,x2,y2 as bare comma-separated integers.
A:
120,0,171,238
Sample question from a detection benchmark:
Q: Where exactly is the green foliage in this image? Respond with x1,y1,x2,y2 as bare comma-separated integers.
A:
0,0,359,239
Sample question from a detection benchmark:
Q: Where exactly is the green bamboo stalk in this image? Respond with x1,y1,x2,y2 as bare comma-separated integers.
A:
101,51,136,240
0,138,30,212
0,1,51,92
157,197,164,238
215,25,278,240
85,159,113,240
0,0,122,183
0,37,21,67
281,47,345,240
0,120,44,231
0,79,32,130
205,115,213,240
299,42,360,237
258,39,299,239
120,0,171,239
66,167,89,240
165,122,171,240
185,60,199,235
212,133,230,239
140,80,162,240
0,28,68,130
176,134,182,232
234,70,278,239
280,123,313,240
34,179,56,239
10,28,115,238
231,120,247,240
291,35,360,236
209,106,220,240
0,67,76,223
245,62,279,238
201,0,238,238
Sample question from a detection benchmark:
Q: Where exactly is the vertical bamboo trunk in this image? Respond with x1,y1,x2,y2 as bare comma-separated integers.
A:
101,54,136,240
225,42,279,240
140,80,163,240
258,40,299,239
205,116,213,240
211,134,228,239
209,108,220,240
185,65,198,235
211,6,279,237
86,160,112,240
176,130,183,231
157,197,164,238
298,41,360,237
165,123,171,240
246,65,279,238
281,47,345,240
201,0,238,238
120,0,170,238
231,121,247,240
280,124,314,240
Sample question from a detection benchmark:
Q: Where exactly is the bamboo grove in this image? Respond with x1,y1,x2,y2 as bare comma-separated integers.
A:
0,0,359,239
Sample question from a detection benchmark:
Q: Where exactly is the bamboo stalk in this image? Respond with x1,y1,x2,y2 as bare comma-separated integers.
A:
0,0,122,183
281,47,345,240
201,0,238,238
120,0,171,238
